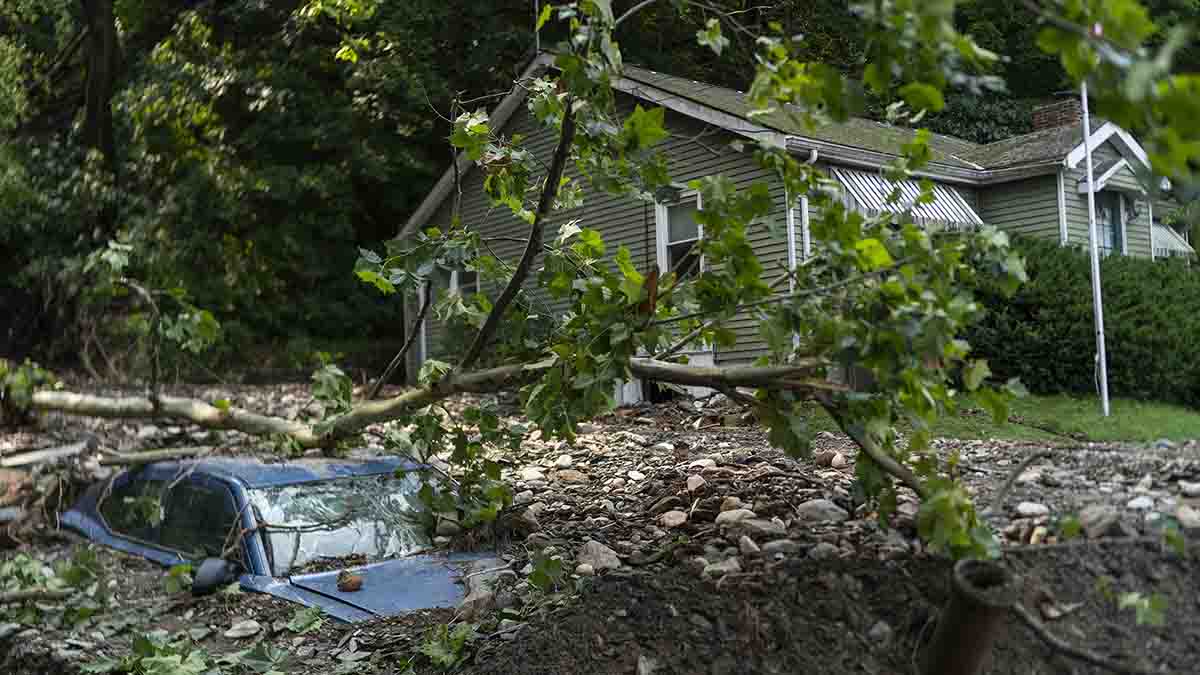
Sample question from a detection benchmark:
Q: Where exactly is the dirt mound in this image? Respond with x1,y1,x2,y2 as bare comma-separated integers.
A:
464,542,1196,675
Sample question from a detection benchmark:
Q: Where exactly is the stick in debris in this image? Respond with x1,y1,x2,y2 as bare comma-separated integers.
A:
1012,602,1157,675
0,588,74,604
0,437,99,468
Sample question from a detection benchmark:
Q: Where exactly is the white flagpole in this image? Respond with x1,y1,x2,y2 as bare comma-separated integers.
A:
1080,80,1111,417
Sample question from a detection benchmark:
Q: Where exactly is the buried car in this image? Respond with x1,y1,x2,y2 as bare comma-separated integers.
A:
63,456,487,622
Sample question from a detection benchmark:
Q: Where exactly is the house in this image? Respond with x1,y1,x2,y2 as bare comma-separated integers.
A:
399,53,1195,393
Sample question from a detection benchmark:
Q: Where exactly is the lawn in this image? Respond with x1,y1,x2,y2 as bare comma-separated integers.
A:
799,393,1200,444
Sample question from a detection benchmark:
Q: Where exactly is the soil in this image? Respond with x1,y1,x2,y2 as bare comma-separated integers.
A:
461,542,1196,675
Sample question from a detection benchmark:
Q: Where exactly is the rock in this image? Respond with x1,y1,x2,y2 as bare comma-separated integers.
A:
460,558,516,620
762,539,802,556
735,519,788,538
702,557,741,578
1126,495,1155,511
0,623,21,640
660,510,689,528
514,508,541,534
577,540,621,572
1015,502,1050,518
514,490,535,505
1177,504,1200,531
815,450,837,467
614,431,649,446
738,536,761,555
575,563,596,577
795,499,850,522
831,453,849,469
136,425,161,440
714,509,756,525
224,620,262,639
1179,480,1200,498
1134,475,1154,493
520,467,547,482
651,442,675,453
720,496,744,512
628,470,647,481
867,620,893,645
807,542,839,560
555,454,574,469
688,458,717,470
1030,525,1049,545
686,475,707,492
1079,505,1125,538
436,519,462,537
637,654,660,675
433,536,452,546
685,557,709,574
555,469,590,483
577,423,599,435
650,495,684,515
1154,438,1178,450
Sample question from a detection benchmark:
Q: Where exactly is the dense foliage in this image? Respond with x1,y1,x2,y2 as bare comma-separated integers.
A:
970,237,1200,408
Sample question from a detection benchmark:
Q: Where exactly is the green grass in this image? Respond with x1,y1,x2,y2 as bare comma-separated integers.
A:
799,394,1200,444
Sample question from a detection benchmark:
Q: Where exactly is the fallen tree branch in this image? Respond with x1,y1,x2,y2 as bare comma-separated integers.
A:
367,279,432,400
1012,602,1157,675
816,393,929,500
1,437,98,468
98,446,212,466
0,588,75,604
456,101,577,373
991,449,1051,513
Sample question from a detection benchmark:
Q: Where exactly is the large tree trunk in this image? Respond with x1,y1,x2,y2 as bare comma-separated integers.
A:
81,0,119,234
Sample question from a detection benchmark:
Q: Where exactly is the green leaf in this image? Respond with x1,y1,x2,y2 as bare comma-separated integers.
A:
334,44,358,63
854,238,894,270
963,359,990,391
622,105,669,150
1058,515,1082,540
536,2,553,30
898,82,945,112
287,605,324,634
696,18,730,56
356,269,397,295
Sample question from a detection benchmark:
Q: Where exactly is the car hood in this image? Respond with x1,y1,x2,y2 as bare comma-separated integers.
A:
284,553,487,618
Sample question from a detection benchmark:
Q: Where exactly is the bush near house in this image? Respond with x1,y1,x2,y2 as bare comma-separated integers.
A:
969,236,1200,408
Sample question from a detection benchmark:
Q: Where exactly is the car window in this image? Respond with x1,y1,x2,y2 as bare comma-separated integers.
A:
160,482,240,560
99,478,167,543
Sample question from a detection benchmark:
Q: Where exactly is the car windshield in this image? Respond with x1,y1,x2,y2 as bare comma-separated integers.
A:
246,473,431,577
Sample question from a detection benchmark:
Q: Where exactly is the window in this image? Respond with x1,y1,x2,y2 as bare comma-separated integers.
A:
159,482,241,560
1097,192,1123,256
657,194,703,279
100,477,167,543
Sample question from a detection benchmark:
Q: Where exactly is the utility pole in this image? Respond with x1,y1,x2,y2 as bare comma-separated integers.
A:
1080,80,1111,417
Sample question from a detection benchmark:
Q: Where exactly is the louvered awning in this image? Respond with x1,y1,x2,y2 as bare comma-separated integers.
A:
1153,223,1195,258
832,167,983,229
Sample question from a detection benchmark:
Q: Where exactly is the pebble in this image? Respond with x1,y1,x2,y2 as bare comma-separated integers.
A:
1177,504,1200,530
1179,480,1200,498
520,468,547,482
660,510,688,528
807,542,840,560
867,620,893,645
514,490,535,505
609,477,627,489
628,470,646,481
686,475,707,492
575,563,596,576
1134,475,1154,493
714,509,756,525
688,458,717,470
795,499,850,522
720,496,744,512
702,557,741,578
577,540,622,571
735,518,788,538
1126,496,1155,511
651,442,675,453
762,539,802,556
738,535,760,555
815,450,837,467
831,453,849,469
1015,502,1050,518
1078,504,1124,538
555,469,590,483
555,454,574,469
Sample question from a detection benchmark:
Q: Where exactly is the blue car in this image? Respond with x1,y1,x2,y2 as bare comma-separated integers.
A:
64,456,485,622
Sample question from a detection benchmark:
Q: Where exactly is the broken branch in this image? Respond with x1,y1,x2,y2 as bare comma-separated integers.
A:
1012,602,1157,675
367,279,433,400
0,588,74,603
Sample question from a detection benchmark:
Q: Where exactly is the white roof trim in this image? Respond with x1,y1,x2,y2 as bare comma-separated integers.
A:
1065,121,1151,171
399,53,556,240
613,78,788,148
831,167,984,227
1075,158,1145,194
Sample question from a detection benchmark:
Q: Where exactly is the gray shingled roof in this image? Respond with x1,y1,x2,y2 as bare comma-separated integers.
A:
621,64,1092,171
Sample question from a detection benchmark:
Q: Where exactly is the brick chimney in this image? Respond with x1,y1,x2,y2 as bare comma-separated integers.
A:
1032,98,1083,131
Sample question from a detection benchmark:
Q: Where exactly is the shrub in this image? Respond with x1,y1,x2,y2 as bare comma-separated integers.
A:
968,236,1200,408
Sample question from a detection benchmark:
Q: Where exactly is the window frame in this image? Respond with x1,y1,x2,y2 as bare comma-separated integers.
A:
157,476,245,562
655,189,704,279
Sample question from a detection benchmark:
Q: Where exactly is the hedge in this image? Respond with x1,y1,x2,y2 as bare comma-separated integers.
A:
967,236,1200,408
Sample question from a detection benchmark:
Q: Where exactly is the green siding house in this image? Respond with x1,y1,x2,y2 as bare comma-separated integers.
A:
400,54,1194,393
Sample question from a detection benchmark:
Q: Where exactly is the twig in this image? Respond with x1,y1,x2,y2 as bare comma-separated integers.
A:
817,394,929,499
1012,602,1157,674
658,268,795,358
0,588,74,603
991,449,1051,513
456,102,578,373
367,280,432,400
98,446,212,466
119,278,162,410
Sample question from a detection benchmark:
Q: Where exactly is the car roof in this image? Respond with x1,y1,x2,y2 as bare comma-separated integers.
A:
137,455,417,489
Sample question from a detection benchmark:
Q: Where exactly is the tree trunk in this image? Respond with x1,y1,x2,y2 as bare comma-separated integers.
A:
80,0,119,234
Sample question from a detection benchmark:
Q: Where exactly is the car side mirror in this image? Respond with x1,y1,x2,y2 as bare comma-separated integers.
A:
192,557,236,596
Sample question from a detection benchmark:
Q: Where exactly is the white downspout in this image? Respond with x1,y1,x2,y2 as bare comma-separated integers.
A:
1149,199,1156,260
